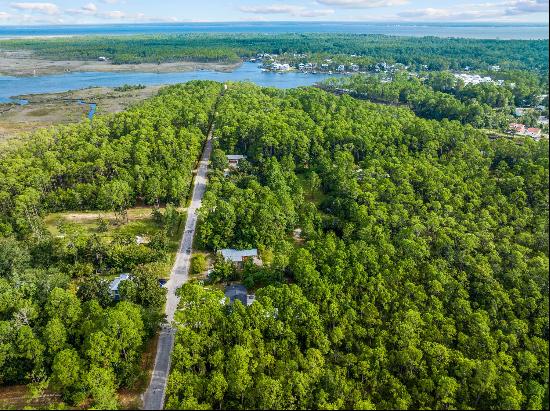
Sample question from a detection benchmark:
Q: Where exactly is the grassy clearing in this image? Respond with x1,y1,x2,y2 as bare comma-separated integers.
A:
44,206,164,238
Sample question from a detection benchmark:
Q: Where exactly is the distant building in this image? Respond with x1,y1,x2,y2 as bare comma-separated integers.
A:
220,248,260,268
226,154,246,168
509,123,542,140
538,116,549,125
109,274,130,300
515,108,528,117
271,63,290,71
337,65,345,72
525,127,542,139
454,73,494,85
509,123,526,134
98,56,108,62
350,64,360,72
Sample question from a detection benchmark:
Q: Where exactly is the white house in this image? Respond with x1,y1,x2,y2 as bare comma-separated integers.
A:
271,63,290,71
454,73,495,85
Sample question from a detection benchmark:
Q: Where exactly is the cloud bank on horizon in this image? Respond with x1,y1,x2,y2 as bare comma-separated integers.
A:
0,0,548,25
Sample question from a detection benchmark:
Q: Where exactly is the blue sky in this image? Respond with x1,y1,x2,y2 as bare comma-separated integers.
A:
0,0,548,25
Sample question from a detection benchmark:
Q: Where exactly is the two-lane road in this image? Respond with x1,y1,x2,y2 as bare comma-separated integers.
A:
143,122,215,410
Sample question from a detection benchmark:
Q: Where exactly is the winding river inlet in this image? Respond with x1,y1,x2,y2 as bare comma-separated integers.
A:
0,62,340,103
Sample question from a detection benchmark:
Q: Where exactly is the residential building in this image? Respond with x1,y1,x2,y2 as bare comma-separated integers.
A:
509,123,526,134
226,154,246,168
220,248,260,268
271,63,290,71
454,73,495,85
525,127,542,139
109,273,130,300
509,123,543,140
224,284,256,306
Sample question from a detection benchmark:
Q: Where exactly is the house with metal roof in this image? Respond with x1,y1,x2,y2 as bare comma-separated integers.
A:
226,155,246,168
220,248,259,268
109,273,130,300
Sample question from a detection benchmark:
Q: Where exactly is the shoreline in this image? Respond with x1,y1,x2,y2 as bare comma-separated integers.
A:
0,53,242,77
0,85,163,142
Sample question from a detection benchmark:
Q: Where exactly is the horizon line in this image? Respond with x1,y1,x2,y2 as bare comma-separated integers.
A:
0,20,549,28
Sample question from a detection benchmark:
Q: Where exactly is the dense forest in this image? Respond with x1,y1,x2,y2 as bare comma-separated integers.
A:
0,79,548,409
0,81,222,408
165,83,549,410
0,33,548,73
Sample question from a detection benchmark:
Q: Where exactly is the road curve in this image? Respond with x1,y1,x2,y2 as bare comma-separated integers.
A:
142,120,215,410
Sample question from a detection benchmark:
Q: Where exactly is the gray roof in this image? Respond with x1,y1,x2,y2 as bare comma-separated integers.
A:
225,284,255,306
109,274,130,292
226,155,246,161
220,249,258,262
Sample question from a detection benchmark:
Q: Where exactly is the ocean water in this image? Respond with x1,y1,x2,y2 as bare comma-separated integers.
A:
0,22,547,40
0,62,341,103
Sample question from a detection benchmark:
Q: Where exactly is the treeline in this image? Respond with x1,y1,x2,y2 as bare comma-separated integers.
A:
322,71,546,129
0,81,222,408
0,33,547,72
166,83,549,409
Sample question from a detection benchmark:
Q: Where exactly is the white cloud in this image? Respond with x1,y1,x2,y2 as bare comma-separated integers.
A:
299,9,336,16
240,5,304,14
239,4,335,17
316,0,409,8
82,2,97,12
66,2,99,15
505,0,549,14
0,11,12,20
101,10,125,19
398,7,499,19
10,2,60,15
397,0,548,21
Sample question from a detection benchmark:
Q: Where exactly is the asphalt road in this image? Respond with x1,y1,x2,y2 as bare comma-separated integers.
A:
142,123,214,410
